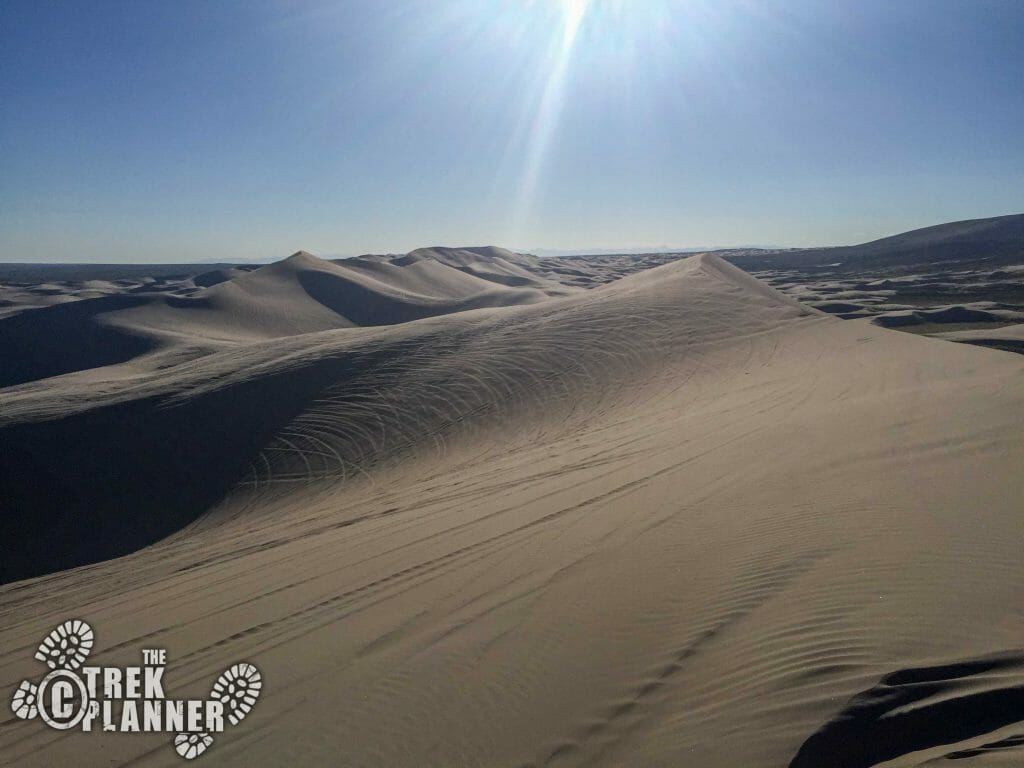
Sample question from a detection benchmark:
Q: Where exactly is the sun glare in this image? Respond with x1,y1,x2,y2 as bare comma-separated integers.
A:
561,0,590,44
507,0,592,243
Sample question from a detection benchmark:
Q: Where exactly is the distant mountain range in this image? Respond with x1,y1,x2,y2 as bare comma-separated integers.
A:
727,213,1024,271
523,245,786,257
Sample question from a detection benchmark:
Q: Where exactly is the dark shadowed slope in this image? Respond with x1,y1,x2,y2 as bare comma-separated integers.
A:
790,654,1024,768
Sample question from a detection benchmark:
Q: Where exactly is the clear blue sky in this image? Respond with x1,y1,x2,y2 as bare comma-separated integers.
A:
2,0,1022,262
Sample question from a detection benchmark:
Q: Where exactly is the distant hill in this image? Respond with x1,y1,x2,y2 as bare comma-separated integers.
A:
727,214,1024,271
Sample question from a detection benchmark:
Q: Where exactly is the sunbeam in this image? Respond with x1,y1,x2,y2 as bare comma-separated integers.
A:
507,0,591,242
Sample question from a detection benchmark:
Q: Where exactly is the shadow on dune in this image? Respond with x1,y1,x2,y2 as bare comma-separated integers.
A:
297,269,541,326
448,269,536,287
872,306,1007,329
0,295,158,387
0,351,377,584
952,338,1024,356
946,734,1024,760
297,269,437,325
789,654,1024,767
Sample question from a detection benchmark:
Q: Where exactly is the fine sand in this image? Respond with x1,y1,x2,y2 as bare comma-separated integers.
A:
1,251,1023,766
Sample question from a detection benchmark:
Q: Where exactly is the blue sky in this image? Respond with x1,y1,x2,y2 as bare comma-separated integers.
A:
2,0,1022,262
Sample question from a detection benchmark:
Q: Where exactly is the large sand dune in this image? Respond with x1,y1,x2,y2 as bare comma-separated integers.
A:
2,252,1023,766
0,248,573,388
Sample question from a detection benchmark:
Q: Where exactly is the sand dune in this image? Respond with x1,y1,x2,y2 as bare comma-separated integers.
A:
0,255,801,581
2,252,1023,766
0,249,573,388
